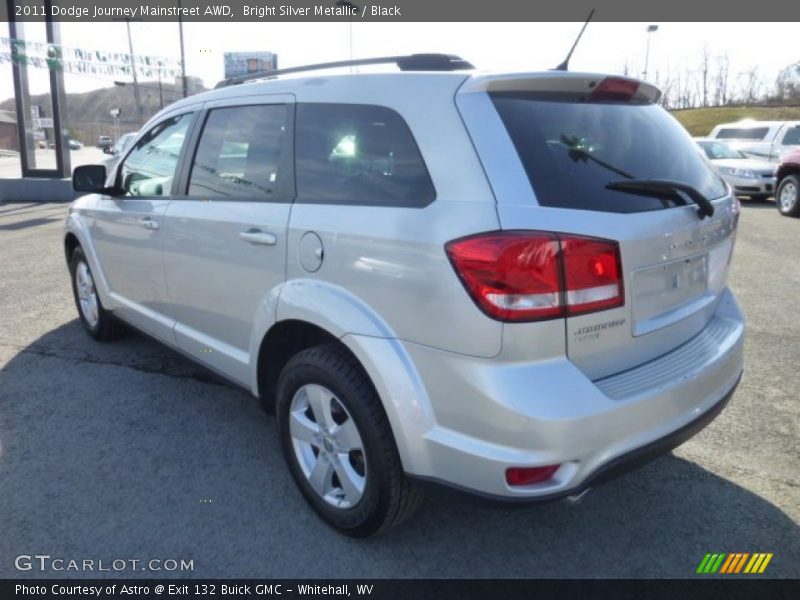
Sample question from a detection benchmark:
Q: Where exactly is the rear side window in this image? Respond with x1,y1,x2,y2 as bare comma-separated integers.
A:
716,127,769,140
491,92,727,213
295,103,435,207
782,126,800,146
187,104,289,199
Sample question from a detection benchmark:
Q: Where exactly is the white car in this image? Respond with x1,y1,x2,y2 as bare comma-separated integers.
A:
708,120,800,162
696,138,776,200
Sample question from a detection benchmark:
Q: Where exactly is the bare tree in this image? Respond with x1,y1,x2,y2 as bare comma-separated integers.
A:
775,61,800,102
700,45,710,107
738,66,763,104
714,54,730,106
658,70,674,109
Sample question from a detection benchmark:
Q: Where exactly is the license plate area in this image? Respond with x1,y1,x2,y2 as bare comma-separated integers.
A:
632,254,711,337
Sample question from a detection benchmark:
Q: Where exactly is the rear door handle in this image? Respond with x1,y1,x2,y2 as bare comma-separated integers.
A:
239,229,277,246
139,217,159,230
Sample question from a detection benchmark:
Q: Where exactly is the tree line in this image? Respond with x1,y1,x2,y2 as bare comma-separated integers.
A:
623,48,800,110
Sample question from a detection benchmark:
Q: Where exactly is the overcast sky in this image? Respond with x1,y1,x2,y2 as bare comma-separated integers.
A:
1,21,797,102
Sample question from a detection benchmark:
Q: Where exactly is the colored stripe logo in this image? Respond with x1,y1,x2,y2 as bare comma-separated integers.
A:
696,553,773,574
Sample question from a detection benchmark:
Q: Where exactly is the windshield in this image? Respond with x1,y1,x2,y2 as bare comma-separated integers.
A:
697,140,746,160
490,92,727,213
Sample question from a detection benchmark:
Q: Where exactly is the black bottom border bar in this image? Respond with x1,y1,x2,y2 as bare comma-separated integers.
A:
3,579,798,600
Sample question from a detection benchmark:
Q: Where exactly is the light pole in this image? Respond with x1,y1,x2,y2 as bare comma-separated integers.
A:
643,24,659,81
335,1,358,70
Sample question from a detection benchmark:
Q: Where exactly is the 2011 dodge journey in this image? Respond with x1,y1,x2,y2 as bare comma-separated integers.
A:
65,54,745,536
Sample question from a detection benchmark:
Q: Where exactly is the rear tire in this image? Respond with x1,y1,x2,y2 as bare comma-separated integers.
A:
276,343,422,536
69,246,126,341
776,175,800,217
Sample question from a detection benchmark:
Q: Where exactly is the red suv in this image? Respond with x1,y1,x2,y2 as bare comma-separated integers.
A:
776,148,800,217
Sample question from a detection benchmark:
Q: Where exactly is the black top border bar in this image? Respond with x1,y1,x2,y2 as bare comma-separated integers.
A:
2,0,798,22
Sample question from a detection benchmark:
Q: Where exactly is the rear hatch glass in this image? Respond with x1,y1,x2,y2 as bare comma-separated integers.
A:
490,91,727,213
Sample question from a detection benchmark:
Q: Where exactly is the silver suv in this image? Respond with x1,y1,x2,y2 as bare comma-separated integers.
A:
66,55,745,536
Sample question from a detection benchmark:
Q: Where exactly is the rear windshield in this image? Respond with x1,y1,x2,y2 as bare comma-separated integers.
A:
715,127,769,140
490,92,727,213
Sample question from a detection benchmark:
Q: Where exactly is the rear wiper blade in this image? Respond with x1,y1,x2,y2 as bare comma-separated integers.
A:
606,179,715,219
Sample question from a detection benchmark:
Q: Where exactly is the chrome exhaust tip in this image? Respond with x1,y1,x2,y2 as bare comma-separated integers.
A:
565,488,592,504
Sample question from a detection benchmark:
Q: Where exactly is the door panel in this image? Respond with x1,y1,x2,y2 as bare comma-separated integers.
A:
90,111,196,342
90,197,172,340
161,97,294,385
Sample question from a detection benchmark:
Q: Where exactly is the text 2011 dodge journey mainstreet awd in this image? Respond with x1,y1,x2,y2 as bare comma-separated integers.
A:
65,54,745,536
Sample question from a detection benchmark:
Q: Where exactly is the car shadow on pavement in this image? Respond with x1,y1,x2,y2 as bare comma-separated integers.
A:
740,199,777,209
1,321,798,579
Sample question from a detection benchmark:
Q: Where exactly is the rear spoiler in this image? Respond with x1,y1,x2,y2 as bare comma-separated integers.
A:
459,72,661,104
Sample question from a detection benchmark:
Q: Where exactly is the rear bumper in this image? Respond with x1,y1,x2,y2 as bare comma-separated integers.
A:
413,371,739,505
386,288,745,499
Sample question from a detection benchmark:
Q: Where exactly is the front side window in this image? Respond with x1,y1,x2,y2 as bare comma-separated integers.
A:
187,104,289,199
295,103,435,207
119,113,194,196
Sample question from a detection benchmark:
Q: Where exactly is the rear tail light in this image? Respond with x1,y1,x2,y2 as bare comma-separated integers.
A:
506,465,560,486
445,231,623,322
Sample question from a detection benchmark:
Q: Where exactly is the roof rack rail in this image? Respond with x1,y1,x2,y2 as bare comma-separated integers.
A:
214,54,474,88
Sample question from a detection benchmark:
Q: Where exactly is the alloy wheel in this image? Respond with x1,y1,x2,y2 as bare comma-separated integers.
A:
75,261,99,328
288,383,367,509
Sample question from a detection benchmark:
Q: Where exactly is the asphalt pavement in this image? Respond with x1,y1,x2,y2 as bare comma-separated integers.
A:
0,199,797,578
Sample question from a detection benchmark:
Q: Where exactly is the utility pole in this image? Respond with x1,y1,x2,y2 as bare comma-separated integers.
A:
178,0,188,97
126,20,145,126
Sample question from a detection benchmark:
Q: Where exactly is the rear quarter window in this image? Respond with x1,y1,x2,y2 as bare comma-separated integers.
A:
491,92,727,213
294,103,436,207
715,127,769,140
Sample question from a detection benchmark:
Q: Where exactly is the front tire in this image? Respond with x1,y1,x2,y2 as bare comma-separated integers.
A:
276,344,422,536
776,175,800,217
69,246,125,341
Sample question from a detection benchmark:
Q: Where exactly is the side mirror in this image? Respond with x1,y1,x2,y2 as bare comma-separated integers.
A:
72,165,108,193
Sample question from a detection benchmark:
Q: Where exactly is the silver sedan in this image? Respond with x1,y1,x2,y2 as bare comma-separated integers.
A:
696,138,776,200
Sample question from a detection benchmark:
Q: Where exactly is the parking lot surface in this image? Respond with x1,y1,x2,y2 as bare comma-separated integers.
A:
0,200,798,578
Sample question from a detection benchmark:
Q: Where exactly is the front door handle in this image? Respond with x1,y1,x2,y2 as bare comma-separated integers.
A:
239,229,277,246
139,217,159,230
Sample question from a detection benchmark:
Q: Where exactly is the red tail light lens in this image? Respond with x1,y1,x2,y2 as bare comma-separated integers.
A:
445,231,623,322
506,465,560,486
560,236,624,316
444,232,562,321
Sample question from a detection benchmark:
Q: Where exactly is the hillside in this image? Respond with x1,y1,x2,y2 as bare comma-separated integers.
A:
0,81,205,144
672,105,800,137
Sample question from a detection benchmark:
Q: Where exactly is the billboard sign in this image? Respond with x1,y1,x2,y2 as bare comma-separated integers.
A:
224,52,278,79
